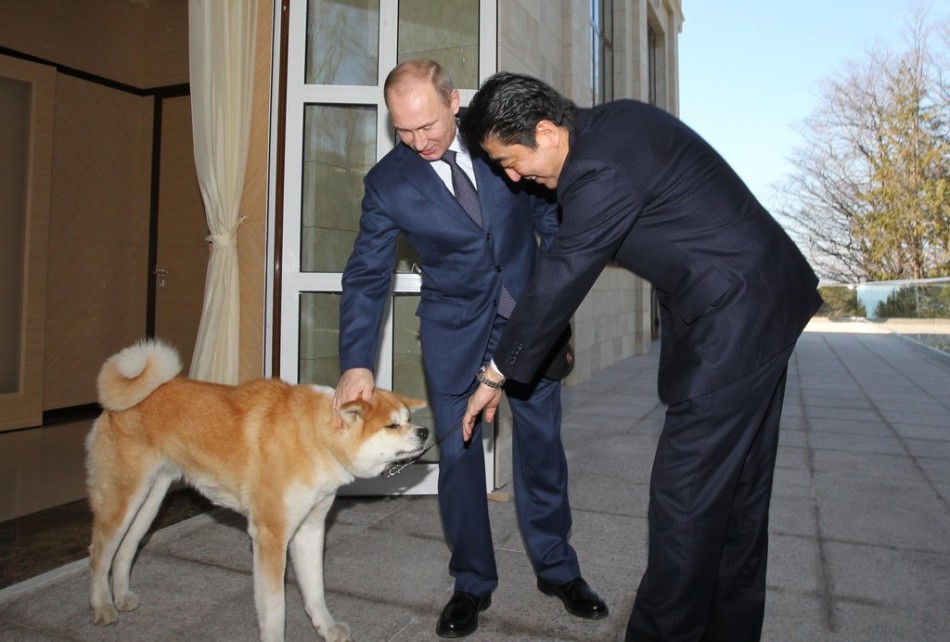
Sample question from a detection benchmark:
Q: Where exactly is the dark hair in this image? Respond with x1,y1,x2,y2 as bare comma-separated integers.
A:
461,72,576,149
384,59,455,108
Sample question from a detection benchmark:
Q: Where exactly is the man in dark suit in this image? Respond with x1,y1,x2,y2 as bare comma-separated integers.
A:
333,61,606,638
461,72,823,641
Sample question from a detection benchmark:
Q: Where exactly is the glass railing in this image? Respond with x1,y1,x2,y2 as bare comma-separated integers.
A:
815,277,950,355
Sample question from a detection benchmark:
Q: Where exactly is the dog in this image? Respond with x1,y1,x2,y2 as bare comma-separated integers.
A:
85,339,428,641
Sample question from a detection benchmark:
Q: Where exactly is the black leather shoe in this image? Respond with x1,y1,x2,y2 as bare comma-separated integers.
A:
537,576,609,620
436,591,492,638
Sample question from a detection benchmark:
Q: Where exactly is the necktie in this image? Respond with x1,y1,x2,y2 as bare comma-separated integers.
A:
441,150,516,318
442,150,482,227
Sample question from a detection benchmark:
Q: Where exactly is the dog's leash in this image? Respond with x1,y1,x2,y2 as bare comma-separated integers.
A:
382,419,465,478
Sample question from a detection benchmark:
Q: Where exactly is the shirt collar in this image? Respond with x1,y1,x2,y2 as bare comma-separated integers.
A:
431,131,469,164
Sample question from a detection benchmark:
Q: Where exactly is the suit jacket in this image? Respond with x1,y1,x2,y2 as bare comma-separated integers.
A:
495,101,823,404
339,141,560,395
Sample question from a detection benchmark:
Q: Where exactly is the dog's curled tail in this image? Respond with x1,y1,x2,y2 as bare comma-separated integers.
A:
97,339,182,412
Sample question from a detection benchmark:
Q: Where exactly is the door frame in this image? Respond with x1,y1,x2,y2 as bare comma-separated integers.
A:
0,55,55,432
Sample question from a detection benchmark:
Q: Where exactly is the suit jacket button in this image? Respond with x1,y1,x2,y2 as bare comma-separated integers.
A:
495,266,502,272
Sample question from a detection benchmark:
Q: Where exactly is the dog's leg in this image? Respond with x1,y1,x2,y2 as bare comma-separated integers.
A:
88,460,157,625
249,518,291,642
89,517,123,625
290,494,350,642
109,470,175,612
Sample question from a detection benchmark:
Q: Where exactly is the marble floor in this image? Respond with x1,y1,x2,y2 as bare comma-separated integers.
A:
0,415,211,590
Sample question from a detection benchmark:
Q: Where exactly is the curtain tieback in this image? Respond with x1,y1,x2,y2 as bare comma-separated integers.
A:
206,216,246,248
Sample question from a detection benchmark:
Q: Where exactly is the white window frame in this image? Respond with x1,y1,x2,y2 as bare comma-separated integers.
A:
270,0,498,495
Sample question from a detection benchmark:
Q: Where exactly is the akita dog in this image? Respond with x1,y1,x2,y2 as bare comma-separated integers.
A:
86,340,428,641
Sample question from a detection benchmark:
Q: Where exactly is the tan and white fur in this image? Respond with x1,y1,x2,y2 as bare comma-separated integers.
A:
86,340,428,642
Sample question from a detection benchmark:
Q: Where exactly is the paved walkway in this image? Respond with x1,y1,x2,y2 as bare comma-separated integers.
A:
1,325,948,641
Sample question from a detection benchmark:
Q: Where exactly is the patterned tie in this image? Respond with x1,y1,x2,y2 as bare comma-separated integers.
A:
442,150,516,318
442,150,482,227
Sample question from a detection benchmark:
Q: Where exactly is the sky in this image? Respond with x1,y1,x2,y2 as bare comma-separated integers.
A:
677,0,947,214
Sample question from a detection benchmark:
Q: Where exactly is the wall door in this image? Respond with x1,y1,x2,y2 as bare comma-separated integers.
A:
277,0,496,494
153,95,208,373
0,56,54,432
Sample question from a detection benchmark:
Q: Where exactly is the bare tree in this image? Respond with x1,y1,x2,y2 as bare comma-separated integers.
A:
777,5,950,282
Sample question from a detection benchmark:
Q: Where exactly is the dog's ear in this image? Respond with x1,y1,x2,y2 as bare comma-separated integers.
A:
400,394,428,411
338,399,367,425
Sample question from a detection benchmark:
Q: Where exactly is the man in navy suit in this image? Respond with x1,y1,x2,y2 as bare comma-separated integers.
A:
333,61,606,638
461,72,823,641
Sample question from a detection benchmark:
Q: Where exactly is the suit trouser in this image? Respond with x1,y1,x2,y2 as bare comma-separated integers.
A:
429,316,580,597
625,345,794,642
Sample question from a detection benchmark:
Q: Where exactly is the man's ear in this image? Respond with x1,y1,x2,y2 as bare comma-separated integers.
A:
338,400,367,426
535,119,560,146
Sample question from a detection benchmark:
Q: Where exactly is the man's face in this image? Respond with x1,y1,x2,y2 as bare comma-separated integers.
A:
482,121,566,189
387,79,459,162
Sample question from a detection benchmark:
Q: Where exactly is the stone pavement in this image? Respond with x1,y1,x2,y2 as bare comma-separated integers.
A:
1,324,948,641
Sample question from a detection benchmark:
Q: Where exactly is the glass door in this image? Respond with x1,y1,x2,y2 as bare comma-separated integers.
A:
278,0,496,494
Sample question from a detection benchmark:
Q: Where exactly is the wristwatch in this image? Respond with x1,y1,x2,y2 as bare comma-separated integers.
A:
476,364,506,389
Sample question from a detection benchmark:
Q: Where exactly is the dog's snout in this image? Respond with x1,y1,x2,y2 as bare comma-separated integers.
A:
417,427,429,441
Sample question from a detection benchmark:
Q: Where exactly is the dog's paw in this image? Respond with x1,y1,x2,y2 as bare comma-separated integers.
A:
114,590,139,612
91,604,119,625
320,622,351,642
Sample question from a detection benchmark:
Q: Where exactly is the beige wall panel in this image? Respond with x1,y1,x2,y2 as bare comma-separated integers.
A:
154,96,207,374
237,0,274,382
44,75,152,409
143,0,190,88
0,0,188,89
0,0,148,88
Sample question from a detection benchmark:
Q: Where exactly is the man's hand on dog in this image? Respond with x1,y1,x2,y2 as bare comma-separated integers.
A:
333,367,375,412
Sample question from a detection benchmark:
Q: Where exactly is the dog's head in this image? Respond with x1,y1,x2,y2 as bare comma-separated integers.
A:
337,389,429,478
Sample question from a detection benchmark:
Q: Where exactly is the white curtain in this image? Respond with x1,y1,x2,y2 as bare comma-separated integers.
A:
187,0,258,383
